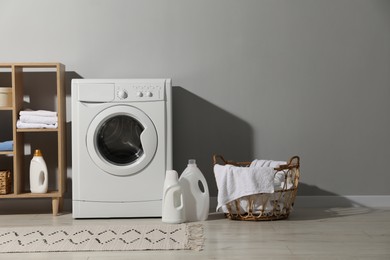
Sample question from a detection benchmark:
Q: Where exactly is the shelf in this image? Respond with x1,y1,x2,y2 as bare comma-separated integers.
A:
17,128,58,133
0,151,13,156
0,106,13,110
0,62,66,216
0,62,61,68
0,191,61,199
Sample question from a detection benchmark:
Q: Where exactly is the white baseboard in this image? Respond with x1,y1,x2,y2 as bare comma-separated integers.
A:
209,195,390,211
294,195,390,208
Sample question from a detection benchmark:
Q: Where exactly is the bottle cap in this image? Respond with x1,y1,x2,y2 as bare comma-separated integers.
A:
166,170,178,179
34,149,43,157
188,159,196,165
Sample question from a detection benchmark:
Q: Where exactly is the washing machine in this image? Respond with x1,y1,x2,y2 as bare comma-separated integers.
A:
71,79,172,218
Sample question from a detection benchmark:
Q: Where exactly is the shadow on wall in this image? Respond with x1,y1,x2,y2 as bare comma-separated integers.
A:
291,183,375,220
172,87,253,197
298,183,346,197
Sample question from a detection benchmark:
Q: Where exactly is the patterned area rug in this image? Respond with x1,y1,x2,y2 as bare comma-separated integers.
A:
0,224,203,253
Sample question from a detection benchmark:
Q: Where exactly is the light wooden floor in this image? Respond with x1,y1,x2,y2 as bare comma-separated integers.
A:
0,207,389,259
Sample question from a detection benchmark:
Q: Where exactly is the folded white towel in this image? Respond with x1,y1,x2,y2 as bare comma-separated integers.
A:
215,159,290,213
214,164,275,212
251,159,287,191
20,115,58,125
17,120,58,129
0,140,13,151
19,110,57,117
250,159,286,168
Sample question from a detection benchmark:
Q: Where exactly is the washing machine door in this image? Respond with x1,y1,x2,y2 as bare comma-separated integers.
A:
86,105,157,176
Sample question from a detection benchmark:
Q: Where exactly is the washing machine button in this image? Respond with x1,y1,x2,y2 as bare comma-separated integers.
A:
145,91,153,97
117,89,128,99
136,91,143,97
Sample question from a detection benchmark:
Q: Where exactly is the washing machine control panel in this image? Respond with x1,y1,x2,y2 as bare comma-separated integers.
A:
115,83,163,102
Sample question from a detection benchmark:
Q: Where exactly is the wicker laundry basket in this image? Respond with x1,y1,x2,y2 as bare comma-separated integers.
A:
0,170,12,195
213,155,300,221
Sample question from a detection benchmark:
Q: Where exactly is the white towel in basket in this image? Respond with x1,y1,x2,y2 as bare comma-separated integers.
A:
250,159,286,168
214,164,275,212
251,160,287,191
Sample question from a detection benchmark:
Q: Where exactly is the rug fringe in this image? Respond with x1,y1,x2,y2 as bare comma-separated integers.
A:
185,223,204,251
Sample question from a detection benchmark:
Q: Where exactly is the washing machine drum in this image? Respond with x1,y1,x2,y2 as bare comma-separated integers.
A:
86,105,157,176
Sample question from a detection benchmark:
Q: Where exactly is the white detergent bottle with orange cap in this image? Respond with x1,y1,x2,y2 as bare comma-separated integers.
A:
30,149,48,193
179,159,209,221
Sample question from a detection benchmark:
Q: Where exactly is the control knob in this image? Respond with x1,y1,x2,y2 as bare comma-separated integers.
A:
117,89,128,99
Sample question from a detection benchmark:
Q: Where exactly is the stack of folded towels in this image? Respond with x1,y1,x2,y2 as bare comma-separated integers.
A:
17,110,58,129
214,159,292,214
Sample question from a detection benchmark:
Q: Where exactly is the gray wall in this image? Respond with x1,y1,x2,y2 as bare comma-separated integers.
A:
1,0,389,198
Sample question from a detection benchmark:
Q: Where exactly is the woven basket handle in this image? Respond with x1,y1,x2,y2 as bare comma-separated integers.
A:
275,156,300,170
212,155,251,167
213,154,300,170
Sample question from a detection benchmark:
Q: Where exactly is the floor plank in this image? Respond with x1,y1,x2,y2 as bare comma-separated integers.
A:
0,207,389,259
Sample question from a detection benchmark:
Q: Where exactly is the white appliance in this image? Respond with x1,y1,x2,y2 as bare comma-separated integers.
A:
71,79,172,218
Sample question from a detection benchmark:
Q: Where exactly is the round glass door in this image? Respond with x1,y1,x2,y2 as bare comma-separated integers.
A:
97,115,144,165
86,105,158,176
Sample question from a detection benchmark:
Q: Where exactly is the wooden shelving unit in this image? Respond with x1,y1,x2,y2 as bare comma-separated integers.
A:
0,62,66,215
